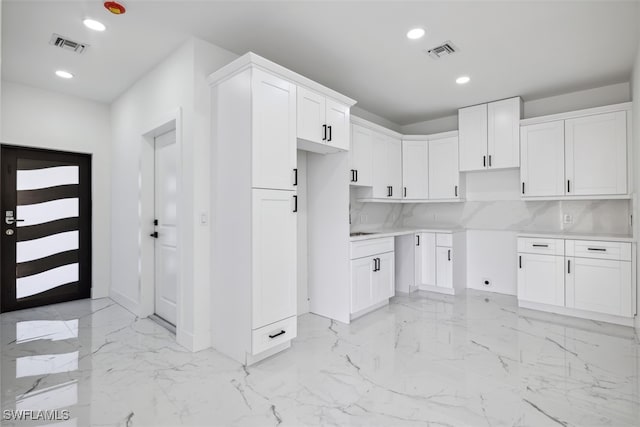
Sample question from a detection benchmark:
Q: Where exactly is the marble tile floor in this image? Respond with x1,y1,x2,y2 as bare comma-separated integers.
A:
1,290,639,427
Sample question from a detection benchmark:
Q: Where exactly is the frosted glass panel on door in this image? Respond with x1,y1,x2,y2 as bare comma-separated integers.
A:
14,159,80,300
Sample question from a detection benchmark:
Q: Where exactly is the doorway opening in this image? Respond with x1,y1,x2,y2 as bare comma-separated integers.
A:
0,146,92,313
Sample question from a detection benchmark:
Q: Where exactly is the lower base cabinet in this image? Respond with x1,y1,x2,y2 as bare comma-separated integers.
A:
350,238,395,318
517,236,636,324
414,231,464,295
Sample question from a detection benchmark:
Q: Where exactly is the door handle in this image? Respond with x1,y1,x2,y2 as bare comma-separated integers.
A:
532,244,549,248
350,169,355,182
355,170,358,182
293,195,298,213
387,186,392,197
322,124,327,141
150,231,158,238
328,125,332,142
587,247,606,252
483,155,486,167
488,155,492,167
519,255,522,269
567,179,571,193
372,258,377,272
567,259,571,274
416,235,420,246
454,185,458,197
404,187,407,198
268,330,286,339
447,249,451,261
522,182,525,195
293,168,298,186
376,258,381,271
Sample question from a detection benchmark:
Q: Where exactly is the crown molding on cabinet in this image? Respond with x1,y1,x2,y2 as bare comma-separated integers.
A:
402,131,459,141
351,115,403,139
208,52,357,107
520,102,632,127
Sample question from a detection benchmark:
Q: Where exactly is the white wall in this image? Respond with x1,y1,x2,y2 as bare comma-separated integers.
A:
351,106,402,133
110,37,236,351
400,82,632,134
296,151,309,314
632,25,640,333
1,81,112,299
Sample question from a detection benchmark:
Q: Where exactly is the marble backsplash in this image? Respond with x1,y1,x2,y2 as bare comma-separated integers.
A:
350,195,633,236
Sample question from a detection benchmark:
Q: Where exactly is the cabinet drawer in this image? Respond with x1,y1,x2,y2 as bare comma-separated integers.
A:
350,237,394,259
566,240,631,261
436,233,452,247
252,316,297,355
517,238,563,256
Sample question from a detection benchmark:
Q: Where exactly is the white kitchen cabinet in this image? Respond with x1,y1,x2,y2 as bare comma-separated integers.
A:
350,124,373,186
520,104,631,199
402,139,429,199
428,136,460,199
566,257,632,317
350,237,395,318
488,97,521,169
459,103,488,172
459,98,521,172
350,256,374,313
517,235,636,324
372,132,402,199
414,233,436,287
565,111,627,196
436,246,453,289
297,86,350,152
520,121,565,197
252,68,297,190
517,253,565,307
252,189,297,329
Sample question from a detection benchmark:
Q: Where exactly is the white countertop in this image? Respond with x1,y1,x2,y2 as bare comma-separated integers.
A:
350,227,463,241
517,231,635,243
349,228,634,243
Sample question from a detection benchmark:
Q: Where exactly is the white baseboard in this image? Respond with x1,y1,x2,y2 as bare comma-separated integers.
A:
418,284,455,296
109,289,139,316
519,300,635,327
177,328,211,352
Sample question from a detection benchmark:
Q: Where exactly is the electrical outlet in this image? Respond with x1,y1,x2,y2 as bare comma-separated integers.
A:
563,214,573,224
482,278,491,287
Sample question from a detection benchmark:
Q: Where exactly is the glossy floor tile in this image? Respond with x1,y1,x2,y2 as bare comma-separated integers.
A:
1,291,639,426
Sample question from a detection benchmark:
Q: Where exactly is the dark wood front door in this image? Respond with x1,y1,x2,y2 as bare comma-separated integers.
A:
1,146,92,312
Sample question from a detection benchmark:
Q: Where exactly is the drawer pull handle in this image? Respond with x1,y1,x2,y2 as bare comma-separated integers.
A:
532,244,549,248
268,330,286,339
587,248,607,252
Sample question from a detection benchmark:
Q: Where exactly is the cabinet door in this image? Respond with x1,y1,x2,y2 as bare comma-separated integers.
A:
565,111,627,196
415,233,436,287
351,257,374,313
296,86,325,145
387,137,403,200
566,257,632,317
252,189,297,329
371,131,389,198
373,252,395,303
517,253,564,306
325,98,350,151
488,97,520,169
350,124,373,187
459,104,488,171
520,121,565,197
252,69,297,190
402,140,429,199
429,136,459,199
436,246,453,288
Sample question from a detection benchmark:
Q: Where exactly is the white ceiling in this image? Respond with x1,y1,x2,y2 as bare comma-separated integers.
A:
2,1,639,125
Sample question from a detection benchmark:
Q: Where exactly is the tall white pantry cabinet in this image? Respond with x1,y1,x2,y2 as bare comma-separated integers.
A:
210,60,298,365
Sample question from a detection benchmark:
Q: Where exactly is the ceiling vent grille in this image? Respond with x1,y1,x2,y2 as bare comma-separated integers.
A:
426,41,457,59
49,34,88,54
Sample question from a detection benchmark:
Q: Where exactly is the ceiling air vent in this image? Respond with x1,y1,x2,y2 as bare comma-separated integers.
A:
49,34,88,54
426,41,457,60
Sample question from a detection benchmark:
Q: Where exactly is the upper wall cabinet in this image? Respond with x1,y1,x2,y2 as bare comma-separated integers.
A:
297,86,350,152
350,124,373,187
428,135,460,200
372,133,402,199
252,69,297,190
520,104,631,199
402,139,429,199
459,97,522,172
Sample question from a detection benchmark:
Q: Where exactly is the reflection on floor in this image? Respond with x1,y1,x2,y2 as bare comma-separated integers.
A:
1,291,639,426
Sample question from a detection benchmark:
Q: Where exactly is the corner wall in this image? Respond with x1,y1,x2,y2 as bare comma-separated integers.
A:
0,81,112,299
632,29,640,333
110,37,237,351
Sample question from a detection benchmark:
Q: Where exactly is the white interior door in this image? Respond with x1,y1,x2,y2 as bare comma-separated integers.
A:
154,130,178,325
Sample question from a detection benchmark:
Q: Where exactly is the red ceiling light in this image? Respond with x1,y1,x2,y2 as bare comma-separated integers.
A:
104,1,126,15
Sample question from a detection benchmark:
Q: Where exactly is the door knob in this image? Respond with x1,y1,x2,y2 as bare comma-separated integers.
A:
150,232,158,238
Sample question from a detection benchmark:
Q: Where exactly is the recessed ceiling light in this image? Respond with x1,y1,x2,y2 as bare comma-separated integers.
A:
55,70,74,79
406,28,426,40
456,76,471,85
83,18,106,31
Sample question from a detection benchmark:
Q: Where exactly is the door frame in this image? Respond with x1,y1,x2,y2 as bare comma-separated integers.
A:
0,144,92,312
138,109,183,332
